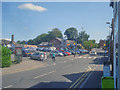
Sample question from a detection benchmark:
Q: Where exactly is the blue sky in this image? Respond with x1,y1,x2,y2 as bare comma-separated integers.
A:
2,2,113,43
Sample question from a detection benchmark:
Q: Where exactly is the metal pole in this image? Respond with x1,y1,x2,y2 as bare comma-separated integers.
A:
117,1,120,89
82,27,83,47
109,26,111,62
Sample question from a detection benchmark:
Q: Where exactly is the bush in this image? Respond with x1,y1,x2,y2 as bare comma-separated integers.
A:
2,46,12,68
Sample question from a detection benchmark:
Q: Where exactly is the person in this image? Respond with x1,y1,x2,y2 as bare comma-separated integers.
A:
44,52,47,60
52,52,56,65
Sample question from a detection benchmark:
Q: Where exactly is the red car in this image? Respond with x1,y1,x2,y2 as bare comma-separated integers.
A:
65,52,70,55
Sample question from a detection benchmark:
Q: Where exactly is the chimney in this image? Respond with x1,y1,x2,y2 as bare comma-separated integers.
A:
11,34,14,44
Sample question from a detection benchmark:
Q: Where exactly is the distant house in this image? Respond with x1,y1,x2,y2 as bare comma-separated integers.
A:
99,40,105,49
38,42,52,47
49,37,76,48
24,45,37,48
49,37,62,48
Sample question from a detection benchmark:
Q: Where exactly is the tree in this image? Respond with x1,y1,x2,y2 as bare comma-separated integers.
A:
48,28,63,40
64,27,78,40
83,40,98,50
27,39,34,45
17,40,21,44
17,28,63,45
77,31,89,44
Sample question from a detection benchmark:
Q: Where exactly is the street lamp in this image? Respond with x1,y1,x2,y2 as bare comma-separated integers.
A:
106,22,111,62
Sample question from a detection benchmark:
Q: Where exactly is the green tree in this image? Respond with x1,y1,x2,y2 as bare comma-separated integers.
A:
17,40,21,44
48,28,63,40
77,31,89,44
64,27,78,40
27,39,34,45
83,40,98,50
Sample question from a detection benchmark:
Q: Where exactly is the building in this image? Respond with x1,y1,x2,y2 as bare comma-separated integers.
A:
110,1,120,88
49,37,75,48
38,42,52,47
49,37,62,48
98,40,105,49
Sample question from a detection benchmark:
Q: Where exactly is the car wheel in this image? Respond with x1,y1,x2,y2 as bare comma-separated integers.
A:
38,57,40,61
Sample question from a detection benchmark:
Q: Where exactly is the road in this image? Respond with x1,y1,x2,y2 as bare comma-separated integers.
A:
2,49,107,88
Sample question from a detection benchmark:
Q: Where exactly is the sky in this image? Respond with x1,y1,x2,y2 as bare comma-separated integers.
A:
2,2,113,43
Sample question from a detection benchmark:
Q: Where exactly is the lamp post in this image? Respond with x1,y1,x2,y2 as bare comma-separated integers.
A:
106,22,111,62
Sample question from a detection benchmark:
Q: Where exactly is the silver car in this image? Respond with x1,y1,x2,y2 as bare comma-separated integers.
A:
30,52,44,61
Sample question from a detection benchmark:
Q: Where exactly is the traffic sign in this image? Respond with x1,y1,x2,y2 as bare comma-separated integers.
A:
104,44,106,46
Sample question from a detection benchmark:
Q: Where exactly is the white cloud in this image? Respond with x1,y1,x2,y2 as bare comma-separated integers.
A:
18,3,47,12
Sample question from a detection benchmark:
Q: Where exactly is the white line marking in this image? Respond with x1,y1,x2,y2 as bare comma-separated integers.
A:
88,66,92,70
34,71,55,79
93,57,97,59
64,61,67,62
66,79,72,82
4,85,13,88
80,60,100,88
78,57,82,58
83,57,87,58
41,81,51,83
88,57,91,59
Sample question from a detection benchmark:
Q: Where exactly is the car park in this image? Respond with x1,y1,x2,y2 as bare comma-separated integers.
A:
30,52,44,61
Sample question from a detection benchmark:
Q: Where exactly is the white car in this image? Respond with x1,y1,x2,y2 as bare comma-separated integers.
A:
30,52,44,61
90,51,97,56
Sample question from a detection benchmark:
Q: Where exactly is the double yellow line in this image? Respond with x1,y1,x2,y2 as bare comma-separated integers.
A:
68,57,101,90
68,69,91,90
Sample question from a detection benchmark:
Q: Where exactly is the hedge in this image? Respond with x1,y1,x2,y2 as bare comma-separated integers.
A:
1,46,12,68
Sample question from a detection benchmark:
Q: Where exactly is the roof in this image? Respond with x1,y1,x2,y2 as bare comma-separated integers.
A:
39,42,49,45
55,37,62,42
66,40,75,44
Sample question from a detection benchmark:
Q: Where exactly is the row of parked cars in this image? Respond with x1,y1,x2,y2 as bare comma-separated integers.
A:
22,47,91,61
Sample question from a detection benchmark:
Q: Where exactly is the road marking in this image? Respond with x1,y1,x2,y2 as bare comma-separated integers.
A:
4,85,13,88
93,57,97,59
80,59,101,88
68,59,100,89
34,71,55,79
68,69,90,89
74,71,90,88
83,57,87,58
88,66,92,70
88,57,91,59
41,81,51,83
78,57,82,58
66,79,72,82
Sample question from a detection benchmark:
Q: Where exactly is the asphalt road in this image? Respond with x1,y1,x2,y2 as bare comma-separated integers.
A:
2,49,107,89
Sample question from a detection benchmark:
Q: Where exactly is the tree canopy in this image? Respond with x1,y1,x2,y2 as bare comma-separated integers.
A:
77,31,89,44
64,27,78,40
83,40,98,50
17,28,63,45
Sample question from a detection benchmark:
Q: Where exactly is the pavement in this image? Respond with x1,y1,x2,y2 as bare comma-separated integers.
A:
2,57,47,75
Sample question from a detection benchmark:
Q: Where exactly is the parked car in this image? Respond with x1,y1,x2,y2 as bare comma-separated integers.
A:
30,52,44,61
55,50,64,56
22,50,32,57
65,51,70,55
89,51,97,56
59,50,68,56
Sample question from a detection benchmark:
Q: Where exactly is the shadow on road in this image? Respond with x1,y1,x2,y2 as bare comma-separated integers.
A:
89,56,109,65
27,71,102,89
